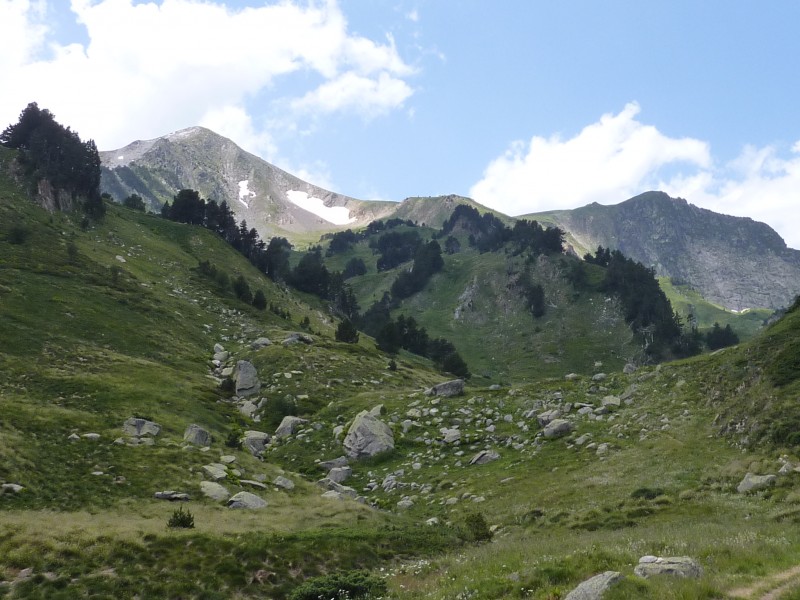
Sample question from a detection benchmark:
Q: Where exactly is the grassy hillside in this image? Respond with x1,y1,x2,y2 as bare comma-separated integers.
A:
4,145,800,599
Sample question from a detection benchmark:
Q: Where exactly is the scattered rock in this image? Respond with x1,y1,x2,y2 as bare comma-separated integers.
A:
67,433,80,441
213,351,229,362
601,396,621,410
317,478,358,498
275,416,308,438
202,463,228,481
426,379,465,397
274,476,295,490
200,481,230,501
1,483,24,494
251,337,272,349
634,556,702,578
469,449,500,465
441,428,462,443
184,424,212,447
240,479,268,490
736,472,777,494
82,433,101,441
591,373,607,382
122,417,161,437
235,360,261,397
327,466,352,483
543,419,573,439
227,491,267,509
623,363,638,374
565,373,580,381
397,498,414,509
154,491,190,501
343,411,395,459
282,332,314,345
213,343,225,354
537,409,561,427
321,490,344,500
242,430,270,456
564,571,623,600
319,456,349,471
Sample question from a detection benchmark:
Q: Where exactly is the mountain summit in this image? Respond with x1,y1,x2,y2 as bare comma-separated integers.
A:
528,191,800,311
99,126,396,240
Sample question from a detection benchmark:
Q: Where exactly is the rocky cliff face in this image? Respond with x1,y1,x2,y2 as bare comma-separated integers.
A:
532,192,800,311
100,127,396,241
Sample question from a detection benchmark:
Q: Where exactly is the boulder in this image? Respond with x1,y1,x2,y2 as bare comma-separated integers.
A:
426,379,465,397
537,409,561,427
737,472,777,494
343,411,394,459
213,351,229,362
592,372,607,382
200,481,230,501
565,373,580,381
122,417,161,437
441,428,462,444
1,483,24,494
469,449,500,465
213,343,225,354
235,360,261,397
202,463,228,481
275,416,308,438
282,332,314,345
154,491,190,501
564,571,623,600
319,457,349,472
321,490,344,500
601,396,621,410
227,491,267,509
251,337,272,349
274,476,295,490
240,479,268,490
327,466,352,483
239,400,258,418
242,430,270,456
543,419,573,439
623,363,638,374
634,556,702,579
317,478,358,498
184,424,212,447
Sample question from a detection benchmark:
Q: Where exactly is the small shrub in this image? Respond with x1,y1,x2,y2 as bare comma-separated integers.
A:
252,289,267,310
167,506,194,529
631,487,665,500
7,223,29,244
388,359,397,371
300,316,311,330
460,511,492,542
219,376,235,395
288,570,387,600
336,319,360,343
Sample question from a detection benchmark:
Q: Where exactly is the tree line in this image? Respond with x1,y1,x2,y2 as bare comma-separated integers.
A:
1,102,104,218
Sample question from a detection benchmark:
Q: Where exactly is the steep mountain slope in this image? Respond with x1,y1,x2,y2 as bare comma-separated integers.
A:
100,126,397,241
528,191,800,311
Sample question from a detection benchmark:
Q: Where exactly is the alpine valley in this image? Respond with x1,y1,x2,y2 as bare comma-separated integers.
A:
3,109,800,600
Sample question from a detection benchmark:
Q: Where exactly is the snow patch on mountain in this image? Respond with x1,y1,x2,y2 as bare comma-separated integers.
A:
238,180,256,207
286,190,354,225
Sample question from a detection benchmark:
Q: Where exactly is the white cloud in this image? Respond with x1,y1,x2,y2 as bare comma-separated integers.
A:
0,0,414,152
471,103,800,249
291,71,413,116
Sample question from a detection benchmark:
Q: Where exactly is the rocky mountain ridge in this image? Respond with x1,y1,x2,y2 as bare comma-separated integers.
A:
528,191,800,311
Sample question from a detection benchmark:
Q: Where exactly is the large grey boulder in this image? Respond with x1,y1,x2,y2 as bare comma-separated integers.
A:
319,456,349,471
634,556,702,578
274,476,295,490
543,419,573,438
202,463,228,481
426,379,465,397
537,409,561,427
227,491,267,509
122,417,161,437
154,491,190,501
200,481,230,501
184,424,212,447
242,430,270,456
327,466,353,484
275,416,308,438
343,410,394,459
235,360,261,397
737,472,777,494
565,571,623,600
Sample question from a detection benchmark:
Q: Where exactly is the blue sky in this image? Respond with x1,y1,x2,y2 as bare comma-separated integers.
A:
2,0,799,247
